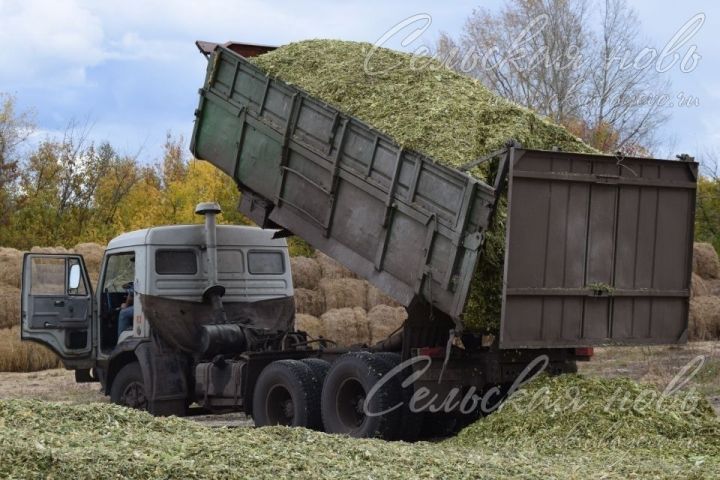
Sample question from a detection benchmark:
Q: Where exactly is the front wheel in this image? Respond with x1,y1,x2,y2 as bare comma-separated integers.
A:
110,362,148,411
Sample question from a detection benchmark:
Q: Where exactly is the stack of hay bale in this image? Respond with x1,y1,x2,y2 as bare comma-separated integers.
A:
0,244,105,372
689,242,720,340
292,252,406,346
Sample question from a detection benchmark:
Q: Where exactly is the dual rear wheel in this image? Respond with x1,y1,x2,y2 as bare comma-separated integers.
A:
252,352,421,440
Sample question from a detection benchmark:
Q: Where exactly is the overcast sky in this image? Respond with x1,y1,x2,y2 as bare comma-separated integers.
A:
1,0,717,164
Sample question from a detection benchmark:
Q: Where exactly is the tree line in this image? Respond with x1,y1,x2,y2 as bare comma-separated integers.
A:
0,94,246,250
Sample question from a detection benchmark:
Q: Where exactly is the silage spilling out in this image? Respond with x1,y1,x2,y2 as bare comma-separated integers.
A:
250,40,596,331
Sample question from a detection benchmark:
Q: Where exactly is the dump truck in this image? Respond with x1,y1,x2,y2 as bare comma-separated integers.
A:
20,41,699,440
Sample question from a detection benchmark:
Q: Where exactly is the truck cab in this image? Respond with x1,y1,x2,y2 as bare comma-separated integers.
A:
21,204,294,414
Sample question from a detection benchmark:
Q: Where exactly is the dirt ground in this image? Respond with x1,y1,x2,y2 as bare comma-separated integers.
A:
0,341,717,422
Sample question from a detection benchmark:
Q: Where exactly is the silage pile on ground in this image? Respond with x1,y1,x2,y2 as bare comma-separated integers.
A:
0,244,104,372
690,242,720,340
2,374,719,479
292,252,404,346
251,40,595,331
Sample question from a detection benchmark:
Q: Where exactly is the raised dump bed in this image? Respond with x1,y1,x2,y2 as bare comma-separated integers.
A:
191,43,699,348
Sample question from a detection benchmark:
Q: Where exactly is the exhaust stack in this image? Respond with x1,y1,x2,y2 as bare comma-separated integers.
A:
195,202,226,322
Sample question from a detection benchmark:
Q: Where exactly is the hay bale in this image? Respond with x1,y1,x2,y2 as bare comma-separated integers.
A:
320,307,370,346
313,252,356,279
691,273,710,298
693,242,720,279
320,278,367,310
706,279,720,296
290,256,322,290
366,284,400,309
367,305,407,343
29,246,71,254
0,287,21,330
0,325,61,372
73,243,104,286
293,288,325,317
688,296,720,341
0,248,23,288
294,313,325,339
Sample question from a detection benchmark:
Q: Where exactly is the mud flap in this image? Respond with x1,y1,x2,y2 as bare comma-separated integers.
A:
135,333,191,414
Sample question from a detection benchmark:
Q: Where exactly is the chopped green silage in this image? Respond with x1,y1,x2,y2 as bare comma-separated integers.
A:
2,374,718,479
250,40,596,331
451,374,720,457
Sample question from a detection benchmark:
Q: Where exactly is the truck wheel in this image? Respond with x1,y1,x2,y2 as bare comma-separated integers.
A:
110,362,148,411
252,359,322,430
321,352,402,439
373,352,423,442
301,358,330,388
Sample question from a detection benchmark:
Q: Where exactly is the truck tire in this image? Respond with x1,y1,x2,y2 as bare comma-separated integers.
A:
110,362,148,411
373,352,423,441
252,359,322,430
321,352,402,439
301,358,330,388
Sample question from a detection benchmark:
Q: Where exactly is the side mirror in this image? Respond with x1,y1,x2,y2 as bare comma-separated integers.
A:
68,264,81,290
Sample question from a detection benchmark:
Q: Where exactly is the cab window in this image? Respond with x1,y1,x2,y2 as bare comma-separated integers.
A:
156,249,197,275
103,253,135,292
30,257,66,295
247,251,285,275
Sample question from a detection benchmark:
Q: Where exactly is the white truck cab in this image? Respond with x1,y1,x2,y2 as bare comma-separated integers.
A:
21,205,293,373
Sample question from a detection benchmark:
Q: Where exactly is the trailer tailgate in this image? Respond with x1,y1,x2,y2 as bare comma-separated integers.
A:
500,149,698,348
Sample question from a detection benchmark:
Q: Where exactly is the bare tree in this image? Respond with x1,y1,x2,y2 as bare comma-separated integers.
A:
436,0,669,153
585,0,669,152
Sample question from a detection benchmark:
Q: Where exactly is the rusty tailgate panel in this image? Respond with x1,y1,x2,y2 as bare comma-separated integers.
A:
500,149,698,348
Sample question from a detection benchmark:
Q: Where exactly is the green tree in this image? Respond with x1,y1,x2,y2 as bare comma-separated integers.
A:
0,94,35,242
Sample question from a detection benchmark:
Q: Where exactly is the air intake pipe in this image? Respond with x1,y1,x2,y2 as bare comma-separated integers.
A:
195,202,227,323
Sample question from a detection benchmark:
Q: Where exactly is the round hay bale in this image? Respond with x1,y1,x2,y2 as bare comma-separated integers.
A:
367,305,407,343
30,246,71,254
689,296,720,341
320,307,370,346
293,288,325,317
0,287,21,329
320,278,368,310
290,256,322,290
366,284,400,309
294,313,325,339
0,248,23,288
0,325,61,372
691,273,710,298
313,252,356,279
693,243,720,279
705,279,720,297
73,243,105,286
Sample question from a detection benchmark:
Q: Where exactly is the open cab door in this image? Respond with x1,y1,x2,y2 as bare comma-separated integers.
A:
21,254,94,368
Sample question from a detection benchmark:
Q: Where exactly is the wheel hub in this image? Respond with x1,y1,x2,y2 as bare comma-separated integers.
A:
122,381,148,410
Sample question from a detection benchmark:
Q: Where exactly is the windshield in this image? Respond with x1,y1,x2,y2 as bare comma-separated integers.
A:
102,253,135,293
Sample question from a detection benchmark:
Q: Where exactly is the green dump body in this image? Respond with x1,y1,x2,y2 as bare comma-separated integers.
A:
191,44,699,348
